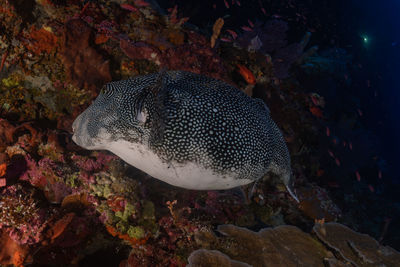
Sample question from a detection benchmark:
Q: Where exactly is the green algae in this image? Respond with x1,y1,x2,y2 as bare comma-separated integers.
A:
0,72,90,120
65,172,81,188
127,226,145,239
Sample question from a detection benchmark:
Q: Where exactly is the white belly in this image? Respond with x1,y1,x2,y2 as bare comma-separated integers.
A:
106,140,252,190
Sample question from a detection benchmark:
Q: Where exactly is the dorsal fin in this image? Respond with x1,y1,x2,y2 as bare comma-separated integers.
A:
150,68,167,95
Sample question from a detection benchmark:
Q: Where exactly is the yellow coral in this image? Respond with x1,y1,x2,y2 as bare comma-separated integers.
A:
211,18,224,48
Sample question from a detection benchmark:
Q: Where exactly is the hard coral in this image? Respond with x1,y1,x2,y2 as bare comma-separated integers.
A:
314,222,400,266
193,224,330,267
190,222,400,266
210,18,224,48
187,249,250,267
61,19,111,94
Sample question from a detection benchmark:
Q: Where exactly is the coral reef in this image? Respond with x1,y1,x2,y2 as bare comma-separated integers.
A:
210,18,224,48
187,249,250,267
236,20,289,53
60,19,111,94
297,184,342,221
313,222,400,266
190,223,400,267
192,224,330,267
0,230,30,267
0,183,53,245
0,0,398,265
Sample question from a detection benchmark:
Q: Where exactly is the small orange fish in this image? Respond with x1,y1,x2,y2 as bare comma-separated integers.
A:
326,127,330,136
0,163,6,177
241,26,253,32
224,0,230,8
248,19,254,28
95,34,110,45
120,3,138,12
261,7,266,15
237,64,256,85
316,169,325,177
349,142,353,150
368,184,375,192
328,150,334,158
220,37,232,42
309,106,323,118
134,0,150,7
335,158,341,166
355,171,361,181
226,29,238,39
378,170,382,179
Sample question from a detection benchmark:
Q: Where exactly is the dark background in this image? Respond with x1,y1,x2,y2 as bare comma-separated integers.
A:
157,0,400,182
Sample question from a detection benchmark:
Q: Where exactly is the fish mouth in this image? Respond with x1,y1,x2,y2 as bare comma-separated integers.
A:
71,113,93,148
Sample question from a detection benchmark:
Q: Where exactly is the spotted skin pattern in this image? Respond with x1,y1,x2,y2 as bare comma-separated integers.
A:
72,71,298,201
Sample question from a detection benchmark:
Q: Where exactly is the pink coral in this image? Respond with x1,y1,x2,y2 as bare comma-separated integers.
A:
0,184,52,245
71,152,116,172
20,155,58,188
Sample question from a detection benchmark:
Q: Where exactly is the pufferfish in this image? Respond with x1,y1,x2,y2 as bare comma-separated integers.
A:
72,70,299,202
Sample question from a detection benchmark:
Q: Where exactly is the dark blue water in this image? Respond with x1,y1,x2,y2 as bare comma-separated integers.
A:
158,0,400,248
336,0,400,177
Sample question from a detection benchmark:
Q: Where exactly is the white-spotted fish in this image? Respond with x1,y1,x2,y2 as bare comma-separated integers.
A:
72,71,299,202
